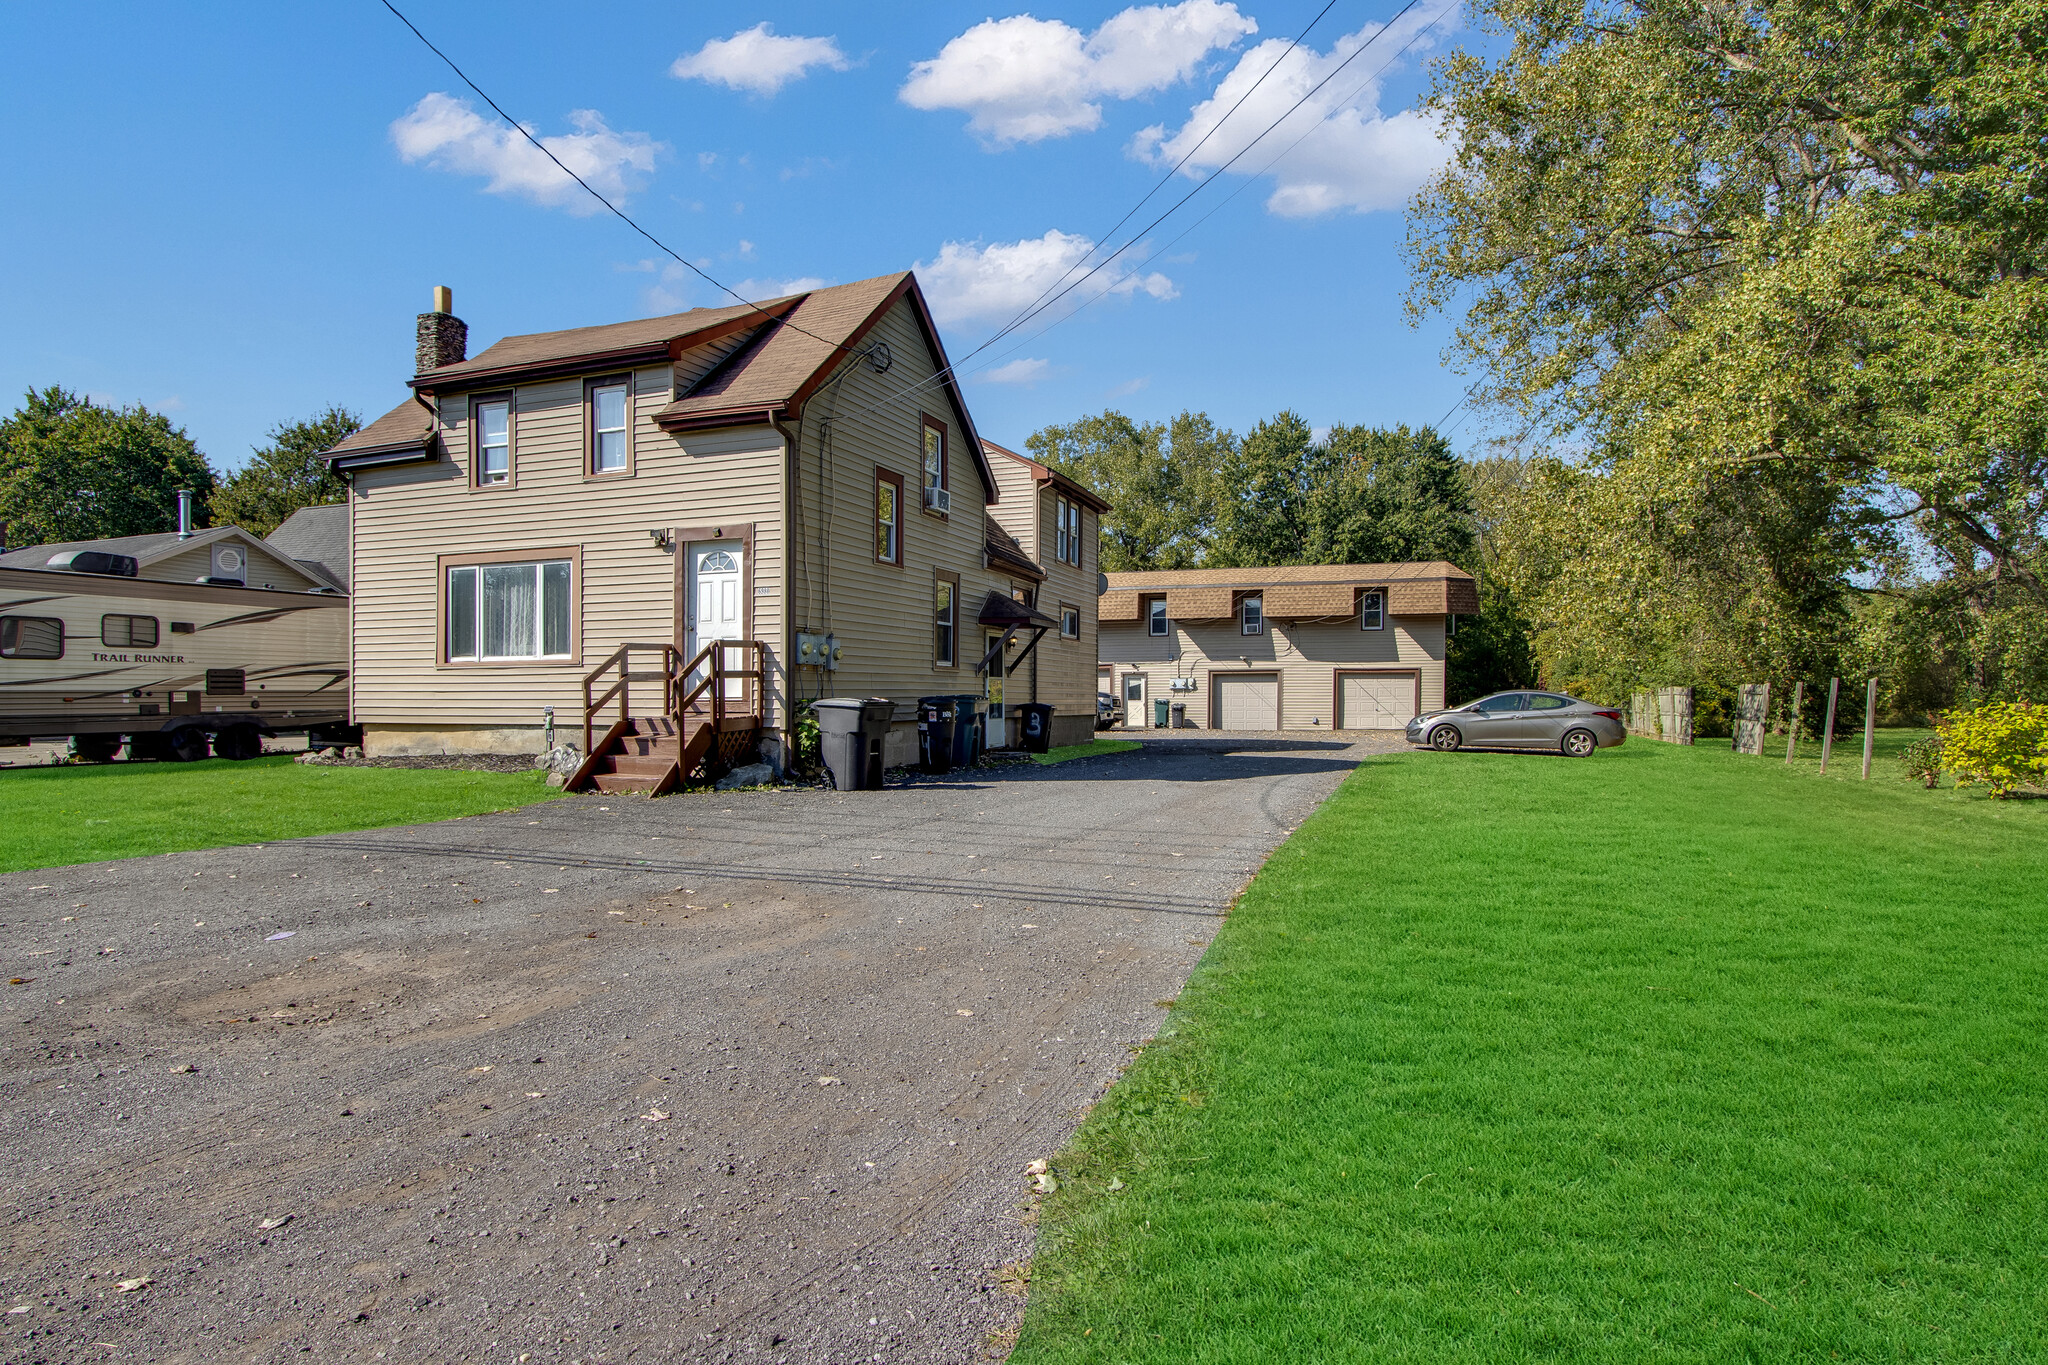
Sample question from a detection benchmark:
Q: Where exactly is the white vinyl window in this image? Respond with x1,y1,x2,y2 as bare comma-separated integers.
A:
1361,589,1385,630
446,560,572,661
1148,597,1168,637
1060,605,1080,639
1054,497,1070,564
1241,594,1264,635
591,382,628,473
476,399,511,485
1065,500,1081,565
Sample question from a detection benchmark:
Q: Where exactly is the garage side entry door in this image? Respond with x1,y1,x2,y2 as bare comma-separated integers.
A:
1339,672,1416,729
1215,673,1280,730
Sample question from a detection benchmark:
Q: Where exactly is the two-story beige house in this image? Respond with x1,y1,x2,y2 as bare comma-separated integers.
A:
324,273,1076,784
1099,563,1478,731
983,440,1110,748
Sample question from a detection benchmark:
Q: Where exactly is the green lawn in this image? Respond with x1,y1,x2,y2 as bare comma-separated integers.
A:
0,755,561,873
1014,734,2048,1362
1034,739,1143,766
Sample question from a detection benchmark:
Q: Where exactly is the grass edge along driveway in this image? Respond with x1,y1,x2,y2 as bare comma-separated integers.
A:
1011,738,2048,1363
1,755,560,872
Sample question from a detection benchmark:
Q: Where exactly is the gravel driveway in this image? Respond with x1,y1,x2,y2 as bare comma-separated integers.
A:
1,733,1398,1365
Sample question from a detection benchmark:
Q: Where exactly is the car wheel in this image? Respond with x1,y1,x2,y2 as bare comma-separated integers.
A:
213,725,263,761
1561,728,1597,758
1429,725,1463,752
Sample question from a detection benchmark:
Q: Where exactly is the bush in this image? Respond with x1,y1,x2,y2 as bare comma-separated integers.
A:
1898,735,1942,789
1938,701,2048,798
791,700,821,775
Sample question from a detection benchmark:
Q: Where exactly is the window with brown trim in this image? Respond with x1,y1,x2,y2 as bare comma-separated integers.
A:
586,375,632,477
1054,496,1082,567
1361,589,1386,630
1146,596,1168,637
440,548,581,663
1059,603,1080,639
875,468,904,565
471,393,514,487
1241,594,1264,635
934,571,959,667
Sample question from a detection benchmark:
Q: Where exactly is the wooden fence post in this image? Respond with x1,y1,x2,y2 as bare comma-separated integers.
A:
1786,681,1804,763
1819,677,1840,774
1862,677,1878,779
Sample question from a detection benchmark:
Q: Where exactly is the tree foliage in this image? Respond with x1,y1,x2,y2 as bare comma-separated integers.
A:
1408,0,2048,702
0,386,215,546
210,406,359,537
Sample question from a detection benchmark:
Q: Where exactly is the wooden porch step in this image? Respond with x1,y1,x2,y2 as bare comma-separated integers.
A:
591,772,666,794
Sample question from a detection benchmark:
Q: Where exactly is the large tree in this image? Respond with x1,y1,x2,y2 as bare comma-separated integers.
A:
210,406,359,536
0,386,215,546
1407,0,2048,692
1027,410,1228,571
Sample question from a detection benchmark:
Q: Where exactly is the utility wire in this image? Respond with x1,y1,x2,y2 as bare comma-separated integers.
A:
978,0,1346,361
376,0,855,354
855,0,1454,421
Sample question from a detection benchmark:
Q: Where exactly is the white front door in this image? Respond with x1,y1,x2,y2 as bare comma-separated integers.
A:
685,543,744,701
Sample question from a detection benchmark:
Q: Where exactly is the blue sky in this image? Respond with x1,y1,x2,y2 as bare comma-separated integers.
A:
0,1,1474,474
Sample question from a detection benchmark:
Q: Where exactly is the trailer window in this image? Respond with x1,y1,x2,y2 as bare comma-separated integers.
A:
102,614,159,649
1,616,64,659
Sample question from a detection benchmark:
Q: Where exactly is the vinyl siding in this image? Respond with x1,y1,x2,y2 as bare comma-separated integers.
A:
146,539,326,592
784,297,1007,739
348,364,786,738
985,455,1099,725
1100,613,1445,729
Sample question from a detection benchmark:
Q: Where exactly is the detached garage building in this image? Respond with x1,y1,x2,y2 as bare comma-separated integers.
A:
1098,562,1478,732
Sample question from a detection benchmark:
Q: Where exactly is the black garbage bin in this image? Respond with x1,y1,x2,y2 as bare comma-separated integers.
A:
1020,702,1055,753
1171,700,1187,728
815,697,894,790
917,697,957,774
946,694,985,767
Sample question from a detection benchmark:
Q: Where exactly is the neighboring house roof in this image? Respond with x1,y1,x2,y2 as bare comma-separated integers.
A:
0,525,305,582
265,503,350,591
323,395,439,470
1103,562,1480,620
983,514,1046,583
981,439,1113,514
1103,562,1474,590
337,273,999,500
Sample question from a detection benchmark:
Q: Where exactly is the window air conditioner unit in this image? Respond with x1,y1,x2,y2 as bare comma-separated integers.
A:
923,485,951,514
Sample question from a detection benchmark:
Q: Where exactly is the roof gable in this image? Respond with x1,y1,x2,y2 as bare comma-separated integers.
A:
981,440,1112,514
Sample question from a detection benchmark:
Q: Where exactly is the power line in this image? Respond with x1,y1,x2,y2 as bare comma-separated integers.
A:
375,0,855,355
978,0,1347,362
855,0,1456,421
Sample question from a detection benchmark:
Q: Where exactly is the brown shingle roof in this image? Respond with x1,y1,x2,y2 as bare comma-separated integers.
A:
657,275,905,425
983,514,1045,582
1104,562,1473,590
325,397,438,461
412,299,792,389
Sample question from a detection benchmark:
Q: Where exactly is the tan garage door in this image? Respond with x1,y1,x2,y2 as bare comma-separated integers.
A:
1339,672,1416,729
1215,674,1280,729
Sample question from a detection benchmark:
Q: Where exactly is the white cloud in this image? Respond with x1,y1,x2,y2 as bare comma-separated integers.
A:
1131,1,1459,216
978,358,1052,386
901,1,1256,145
916,229,1177,326
671,23,848,96
645,266,828,315
391,93,661,213
1106,375,1152,397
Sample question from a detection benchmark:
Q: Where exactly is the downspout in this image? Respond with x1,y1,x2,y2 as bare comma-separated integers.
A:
771,409,802,768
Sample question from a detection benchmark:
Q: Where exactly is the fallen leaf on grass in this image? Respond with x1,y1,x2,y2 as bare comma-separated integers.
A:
115,1277,151,1292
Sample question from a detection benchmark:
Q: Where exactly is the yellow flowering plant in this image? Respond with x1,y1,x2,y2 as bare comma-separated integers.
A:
1938,701,2048,799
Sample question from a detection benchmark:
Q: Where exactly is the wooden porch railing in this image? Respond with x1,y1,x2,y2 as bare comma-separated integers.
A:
579,640,767,755
581,642,682,756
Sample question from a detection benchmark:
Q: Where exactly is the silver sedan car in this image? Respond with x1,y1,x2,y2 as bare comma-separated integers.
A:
1405,691,1627,757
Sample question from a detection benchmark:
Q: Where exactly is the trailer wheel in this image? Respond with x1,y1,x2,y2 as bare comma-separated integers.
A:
165,728,210,763
213,725,262,761
73,734,122,763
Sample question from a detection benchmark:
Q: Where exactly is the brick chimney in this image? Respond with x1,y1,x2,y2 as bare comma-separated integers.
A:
415,285,467,374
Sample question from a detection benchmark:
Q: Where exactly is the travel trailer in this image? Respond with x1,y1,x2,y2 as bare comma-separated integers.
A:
0,509,353,761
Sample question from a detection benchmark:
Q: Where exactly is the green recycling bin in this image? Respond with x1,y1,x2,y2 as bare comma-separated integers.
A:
1153,698,1170,728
